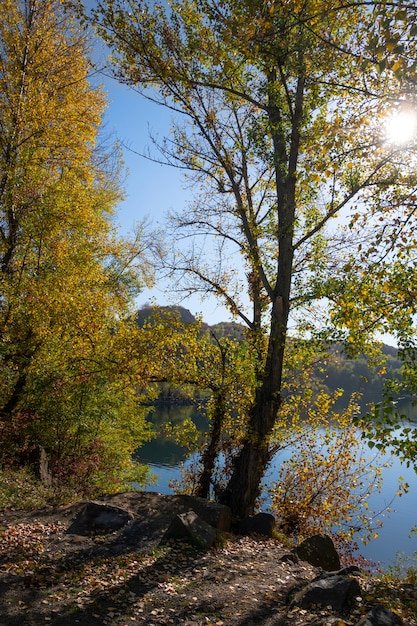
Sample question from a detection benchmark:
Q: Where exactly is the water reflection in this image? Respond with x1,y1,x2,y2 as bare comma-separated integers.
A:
134,404,207,467
394,397,417,421
134,404,417,567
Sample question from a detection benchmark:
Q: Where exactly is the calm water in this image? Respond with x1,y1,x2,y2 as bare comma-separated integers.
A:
135,404,417,569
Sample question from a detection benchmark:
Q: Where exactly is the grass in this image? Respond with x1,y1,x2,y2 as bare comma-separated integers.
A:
0,466,124,511
0,467,55,510
388,551,417,585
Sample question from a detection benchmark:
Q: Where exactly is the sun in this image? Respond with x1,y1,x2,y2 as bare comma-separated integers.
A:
385,110,417,145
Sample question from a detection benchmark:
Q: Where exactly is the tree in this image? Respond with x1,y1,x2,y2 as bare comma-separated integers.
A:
269,391,387,546
0,0,155,495
136,305,257,499
91,0,417,516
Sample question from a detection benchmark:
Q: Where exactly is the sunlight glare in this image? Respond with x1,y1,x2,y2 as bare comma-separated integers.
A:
385,110,417,145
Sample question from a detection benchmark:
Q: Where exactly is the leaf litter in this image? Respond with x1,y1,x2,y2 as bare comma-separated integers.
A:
0,493,416,625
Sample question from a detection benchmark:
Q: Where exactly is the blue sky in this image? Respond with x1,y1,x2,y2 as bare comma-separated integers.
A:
84,0,235,326
99,76,400,345
98,72,237,325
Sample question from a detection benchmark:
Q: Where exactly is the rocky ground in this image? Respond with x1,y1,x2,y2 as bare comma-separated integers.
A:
0,492,416,626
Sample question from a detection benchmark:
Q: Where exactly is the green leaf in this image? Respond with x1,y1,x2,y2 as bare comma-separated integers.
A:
395,10,408,21
377,59,386,74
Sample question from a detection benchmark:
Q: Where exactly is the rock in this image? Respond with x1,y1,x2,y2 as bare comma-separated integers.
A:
295,534,341,571
176,495,231,531
356,605,403,625
160,510,217,549
320,565,362,578
290,574,361,611
334,565,362,576
280,552,299,564
66,502,133,536
239,512,276,537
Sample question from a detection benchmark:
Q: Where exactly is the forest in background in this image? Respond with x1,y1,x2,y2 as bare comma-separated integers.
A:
137,305,404,410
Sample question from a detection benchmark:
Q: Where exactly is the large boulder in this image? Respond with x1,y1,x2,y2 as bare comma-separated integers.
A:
295,534,341,571
239,512,276,537
160,510,217,549
66,502,133,536
356,605,403,625
176,495,231,531
290,574,361,611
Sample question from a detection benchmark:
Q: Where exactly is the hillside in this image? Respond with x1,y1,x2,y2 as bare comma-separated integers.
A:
136,304,205,327
135,305,404,406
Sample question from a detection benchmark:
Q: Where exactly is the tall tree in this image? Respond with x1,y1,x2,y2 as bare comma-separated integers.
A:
91,0,417,516
0,0,154,492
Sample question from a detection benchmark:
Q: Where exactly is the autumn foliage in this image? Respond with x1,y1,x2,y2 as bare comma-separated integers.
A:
90,0,417,521
1,0,416,550
0,0,155,497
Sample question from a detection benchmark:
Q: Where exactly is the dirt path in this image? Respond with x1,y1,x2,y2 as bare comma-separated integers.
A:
0,492,415,625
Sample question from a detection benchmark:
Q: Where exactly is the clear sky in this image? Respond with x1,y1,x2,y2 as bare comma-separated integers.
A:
98,74,401,345
97,71,237,326
90,17,400,345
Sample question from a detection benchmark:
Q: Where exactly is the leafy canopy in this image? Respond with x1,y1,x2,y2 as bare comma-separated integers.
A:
0,0,156,497
90,0,417,515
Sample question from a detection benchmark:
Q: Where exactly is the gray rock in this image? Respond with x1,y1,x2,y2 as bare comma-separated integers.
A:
356,605,403,625
160,510,217,549
295,534,341,571
290,574,361,611
280,552,299,564
176,495,231,531
66,502,133,536
321,565,362,578
240,512,276,537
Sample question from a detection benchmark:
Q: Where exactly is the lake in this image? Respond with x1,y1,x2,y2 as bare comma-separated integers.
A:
135,404,417,570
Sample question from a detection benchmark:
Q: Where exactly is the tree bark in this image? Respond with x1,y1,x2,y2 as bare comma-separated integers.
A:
222,63,305,519
194,388,225,499
222,294,287,517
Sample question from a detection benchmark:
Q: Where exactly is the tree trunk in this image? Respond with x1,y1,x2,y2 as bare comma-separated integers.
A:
194,388,225,499
223,294,287,518
222,63,304,519
223,400,278,518
1,333,38,420
1,372,28,419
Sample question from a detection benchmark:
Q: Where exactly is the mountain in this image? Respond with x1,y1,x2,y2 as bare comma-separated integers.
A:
136,304,201,327
209,321,247,341
315,344,402,406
